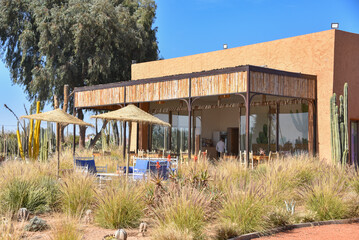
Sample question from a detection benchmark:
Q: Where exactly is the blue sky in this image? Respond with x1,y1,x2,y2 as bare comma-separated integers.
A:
0,0,358,132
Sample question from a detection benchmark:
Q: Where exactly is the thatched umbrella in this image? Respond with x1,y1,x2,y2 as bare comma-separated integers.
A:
21,108,93,176
91,104,171,177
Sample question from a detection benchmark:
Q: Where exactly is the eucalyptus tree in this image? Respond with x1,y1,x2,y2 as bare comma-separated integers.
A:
0,0,158,147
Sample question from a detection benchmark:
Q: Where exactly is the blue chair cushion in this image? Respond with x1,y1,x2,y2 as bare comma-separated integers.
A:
123,166,134,173
75,159,97,173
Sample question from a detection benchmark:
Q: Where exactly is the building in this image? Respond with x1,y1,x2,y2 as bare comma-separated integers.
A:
74,29,359,164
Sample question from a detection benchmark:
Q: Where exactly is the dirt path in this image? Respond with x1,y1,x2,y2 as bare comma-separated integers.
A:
259,223,359,240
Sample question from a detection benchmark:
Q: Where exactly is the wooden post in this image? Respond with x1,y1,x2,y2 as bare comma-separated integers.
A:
238,107,241,154
169,111,172,151
123,122,127,160
73,108,76,156
276,102,280,152
192,110,196,155
57,123,60,178
126,121,132,179
245,69,251,165
188,78,192,160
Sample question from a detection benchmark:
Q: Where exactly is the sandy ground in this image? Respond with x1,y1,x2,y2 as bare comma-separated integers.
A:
259,223,359,240
14,213,151,240
15,214,359,240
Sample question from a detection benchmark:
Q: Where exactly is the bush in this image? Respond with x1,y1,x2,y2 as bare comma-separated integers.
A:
50,217,83,240
151,186,213,240
0,176,59,215
95,180,144,229
59,172,96,218
152,223,194,240
300,176,350,221
216,183,270,237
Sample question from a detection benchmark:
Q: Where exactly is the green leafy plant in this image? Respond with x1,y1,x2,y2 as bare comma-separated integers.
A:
95,181,144,229
151,186,213,240
59,172,96,218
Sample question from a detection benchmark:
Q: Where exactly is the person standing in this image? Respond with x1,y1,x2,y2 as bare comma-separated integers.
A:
216,138,225,158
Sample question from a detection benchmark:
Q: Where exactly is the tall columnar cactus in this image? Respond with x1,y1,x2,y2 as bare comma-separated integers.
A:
330,83,349,165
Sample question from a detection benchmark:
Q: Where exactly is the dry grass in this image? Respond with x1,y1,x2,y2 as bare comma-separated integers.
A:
0,213,25,240
49,216,83,240
0,149,358,240
95,179,145,229
59,171,97,218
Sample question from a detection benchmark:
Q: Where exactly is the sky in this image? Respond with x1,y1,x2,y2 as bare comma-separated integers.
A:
0,0,358,132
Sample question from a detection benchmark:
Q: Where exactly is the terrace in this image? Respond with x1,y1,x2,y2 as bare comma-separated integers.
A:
74,65,317,163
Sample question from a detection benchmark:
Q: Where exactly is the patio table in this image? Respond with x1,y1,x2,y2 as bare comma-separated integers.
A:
253,155,269,165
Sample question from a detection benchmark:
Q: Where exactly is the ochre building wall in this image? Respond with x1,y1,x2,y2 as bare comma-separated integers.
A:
132,30,359,161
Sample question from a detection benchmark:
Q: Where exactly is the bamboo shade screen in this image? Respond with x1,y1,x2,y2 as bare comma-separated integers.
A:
125,78,189,102
191,71,247,97
250,72,316,99
75,87,124,108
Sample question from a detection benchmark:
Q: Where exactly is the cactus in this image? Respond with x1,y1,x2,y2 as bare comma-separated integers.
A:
256,124,268,144
330,83,349,165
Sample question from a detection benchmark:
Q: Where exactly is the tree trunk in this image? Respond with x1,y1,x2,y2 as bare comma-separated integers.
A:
61,85,69,143
88,120,108,149
112,121,119,146
78,109,86,149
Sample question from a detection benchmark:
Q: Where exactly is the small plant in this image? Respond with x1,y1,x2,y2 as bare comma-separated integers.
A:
266,207,293,227
0,177,54,215
216,183,270,237
152,223,194,240
151,186,213,240
299,176,350,221
50,217,83,240
0,214,25,239
284,200,296,215
59,172,96,218
95,181,144,229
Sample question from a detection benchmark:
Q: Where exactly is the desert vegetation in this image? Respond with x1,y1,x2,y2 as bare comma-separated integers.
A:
0,151,359,239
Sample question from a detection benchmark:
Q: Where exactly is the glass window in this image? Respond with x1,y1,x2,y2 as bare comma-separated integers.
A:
279,103,309,154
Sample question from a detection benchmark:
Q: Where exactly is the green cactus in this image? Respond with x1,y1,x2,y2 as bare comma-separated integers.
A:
256,124,268,144
330,83,349,165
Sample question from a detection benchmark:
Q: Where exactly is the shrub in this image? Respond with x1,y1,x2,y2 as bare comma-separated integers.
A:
151,186,213,240
59,172,96,218
152,223,194,240
299,176,350,221
95,180,144,229
50,217,83,240
0,176,58,215
0,213,25,239
216,183,270,237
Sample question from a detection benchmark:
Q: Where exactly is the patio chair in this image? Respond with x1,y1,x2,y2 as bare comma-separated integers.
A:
96,164,108,173
75,164,89,173
169,156,179,169
74,157,97,173
132,159,150,180
240,151,254,168
269,151,280,162
149,160,169,179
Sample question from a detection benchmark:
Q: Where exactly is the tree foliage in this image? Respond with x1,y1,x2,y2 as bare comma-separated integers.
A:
0,0,158,110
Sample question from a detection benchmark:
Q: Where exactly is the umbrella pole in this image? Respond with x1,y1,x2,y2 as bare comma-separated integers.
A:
57,123,60,178
126,121,132,179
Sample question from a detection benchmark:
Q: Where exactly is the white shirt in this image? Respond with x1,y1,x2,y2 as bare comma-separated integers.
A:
216,140,225,153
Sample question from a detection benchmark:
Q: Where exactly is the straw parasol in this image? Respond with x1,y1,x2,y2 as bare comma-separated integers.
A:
91,104,171,177
21,108,93,176
91,104,170,127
